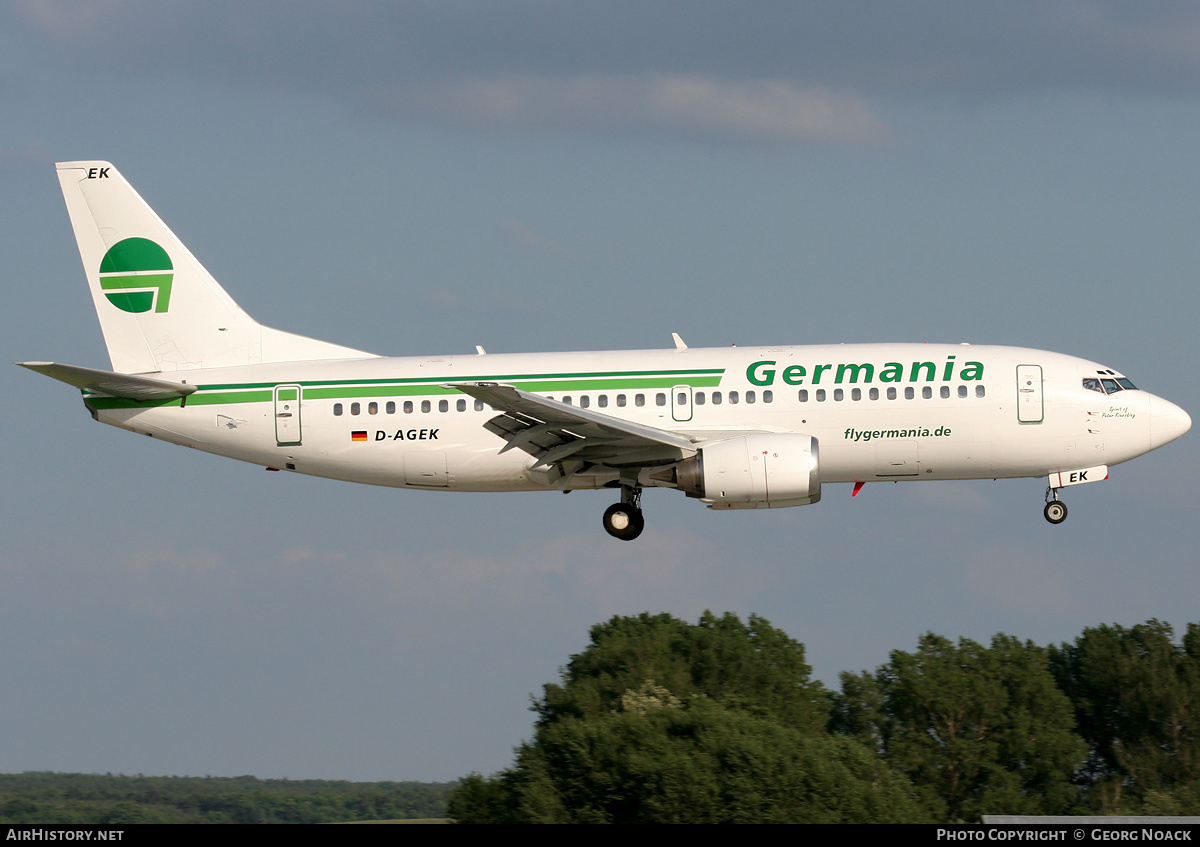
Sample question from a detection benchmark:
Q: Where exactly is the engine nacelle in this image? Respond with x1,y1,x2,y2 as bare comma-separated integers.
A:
654,433,820,509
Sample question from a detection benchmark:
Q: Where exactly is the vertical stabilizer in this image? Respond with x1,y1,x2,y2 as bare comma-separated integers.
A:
56,161,374,374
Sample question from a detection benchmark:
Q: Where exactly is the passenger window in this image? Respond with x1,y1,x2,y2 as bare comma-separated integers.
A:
869,388,879,400
851,388,861,401
887,388,897,400
656,393,667,407
351,402,361,415
712,391,723,405
904,387,914,399
386,401,396,414
958,385,967,398
922,387,932,399
833,389,843,401
598,395,608,408
404,400,414,413
695,392,705,405
474,399,484,412
457,399,466,412
763,390,772,403
368,401,378,415
816,389,826,402
421,400,431,413
798,390,808,402
976,385,986,398
334,403,343,416
636,394,645,407
438,399,448,412
676,392,687,406
563,396,572,405
746,391,756,404
940,386,949,399
616,394,627,407
728,391,737,404
581,396,590,408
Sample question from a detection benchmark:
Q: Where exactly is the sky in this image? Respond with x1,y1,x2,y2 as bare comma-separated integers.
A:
1,1,1198,783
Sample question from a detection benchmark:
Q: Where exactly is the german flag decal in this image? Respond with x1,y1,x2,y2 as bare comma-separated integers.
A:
351,431,368,442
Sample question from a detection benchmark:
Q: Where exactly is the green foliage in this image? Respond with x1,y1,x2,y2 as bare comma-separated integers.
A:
535,611,828,734
0,773,454,824
1050,620,1200,814
453,701,925,823
453,611,925,823
832,633,1086,821
12,616,1200,824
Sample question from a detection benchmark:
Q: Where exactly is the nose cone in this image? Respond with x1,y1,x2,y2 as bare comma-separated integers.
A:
1150,395,1192,450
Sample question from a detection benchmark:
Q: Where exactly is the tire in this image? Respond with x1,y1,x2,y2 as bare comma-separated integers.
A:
1043,501,1067,525
603,502,645,541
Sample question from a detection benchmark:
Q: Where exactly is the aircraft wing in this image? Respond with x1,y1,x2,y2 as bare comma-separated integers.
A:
445,382,697,469
17,361,197,401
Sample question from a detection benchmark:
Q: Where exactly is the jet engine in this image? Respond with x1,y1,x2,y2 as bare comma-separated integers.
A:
651,433,820,509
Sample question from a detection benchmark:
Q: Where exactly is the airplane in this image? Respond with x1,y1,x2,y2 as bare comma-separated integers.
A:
18,161,1192,541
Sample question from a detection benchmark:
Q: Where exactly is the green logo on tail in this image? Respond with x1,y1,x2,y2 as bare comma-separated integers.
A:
99,238,173,313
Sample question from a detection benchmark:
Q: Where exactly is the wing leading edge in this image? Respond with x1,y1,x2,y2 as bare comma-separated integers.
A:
444,382,697,471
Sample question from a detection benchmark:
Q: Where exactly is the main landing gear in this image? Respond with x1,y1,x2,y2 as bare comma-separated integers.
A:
1043,487,1068,525
603,485,645,541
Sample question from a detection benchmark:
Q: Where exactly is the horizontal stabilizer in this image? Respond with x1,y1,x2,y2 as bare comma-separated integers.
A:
17,361,197,401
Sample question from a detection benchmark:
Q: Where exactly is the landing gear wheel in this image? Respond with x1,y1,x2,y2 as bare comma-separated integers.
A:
603,502,645,541
1044,501,1068,525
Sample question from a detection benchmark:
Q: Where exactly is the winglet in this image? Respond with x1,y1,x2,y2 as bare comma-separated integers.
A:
672,332,687,350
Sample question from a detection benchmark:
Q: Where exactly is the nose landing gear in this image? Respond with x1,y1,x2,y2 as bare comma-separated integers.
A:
1043,487,1067,524
603,485,645,541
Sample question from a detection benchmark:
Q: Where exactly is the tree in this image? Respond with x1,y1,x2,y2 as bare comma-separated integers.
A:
1050,620,1200,813
450,612,925,823
832,633,1086,821
534,611,828,734
451,699,924,823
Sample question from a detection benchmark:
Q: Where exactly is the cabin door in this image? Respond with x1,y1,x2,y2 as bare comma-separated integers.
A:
273,384,302,445
672,385,693,422
1016,365,1044,423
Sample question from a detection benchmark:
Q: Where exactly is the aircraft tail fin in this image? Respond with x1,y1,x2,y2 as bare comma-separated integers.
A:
56,161,375,374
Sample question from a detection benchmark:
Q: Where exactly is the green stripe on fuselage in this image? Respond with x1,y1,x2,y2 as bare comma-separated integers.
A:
83,368,726,410
195,368,725,391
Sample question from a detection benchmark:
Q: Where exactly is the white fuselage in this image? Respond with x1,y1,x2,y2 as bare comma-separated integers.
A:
83,342,1189,497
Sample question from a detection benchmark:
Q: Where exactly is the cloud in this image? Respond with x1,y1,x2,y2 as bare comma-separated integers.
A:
497,218,575,257
13,2,1200,143
15,2,1200,95
373,74,888,145
646,77,887,144
347,527,734,619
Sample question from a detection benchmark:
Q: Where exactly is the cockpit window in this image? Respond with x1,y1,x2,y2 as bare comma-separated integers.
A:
1085,376,1138,395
